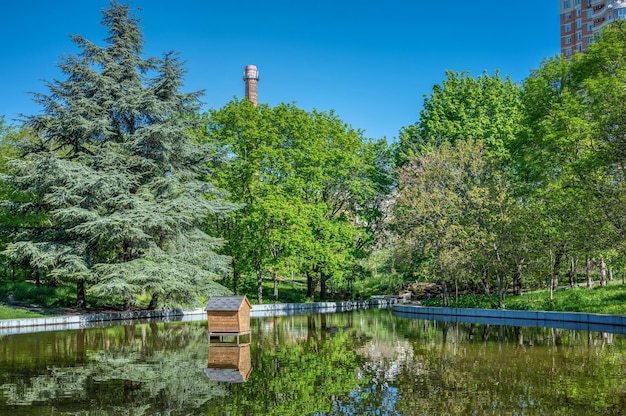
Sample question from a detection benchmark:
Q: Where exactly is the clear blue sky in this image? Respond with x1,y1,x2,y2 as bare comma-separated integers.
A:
1,1,559,141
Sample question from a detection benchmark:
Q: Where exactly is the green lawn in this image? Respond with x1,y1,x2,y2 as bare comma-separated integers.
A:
0,304,45,320
421,283,626,315
2,278,626,321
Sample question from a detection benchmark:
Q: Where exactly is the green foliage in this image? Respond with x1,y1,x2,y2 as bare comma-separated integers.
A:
0,304,44,319
422,284,626,315
391,22,626,303
393,139,517,307
395,70,522,167
1,1,236,310
204,100,393,303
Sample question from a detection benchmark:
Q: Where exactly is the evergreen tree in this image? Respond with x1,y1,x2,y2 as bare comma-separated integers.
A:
1,1,236,309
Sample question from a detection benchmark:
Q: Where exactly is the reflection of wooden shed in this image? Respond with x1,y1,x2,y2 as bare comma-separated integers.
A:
205,296,252,343
205,343,252,383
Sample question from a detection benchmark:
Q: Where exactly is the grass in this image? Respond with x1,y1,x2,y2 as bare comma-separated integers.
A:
0,304,45,319
0,281,75,309
421,283,626,315
3,277,626,321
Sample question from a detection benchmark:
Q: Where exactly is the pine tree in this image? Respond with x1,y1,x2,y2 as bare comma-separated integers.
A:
2,1,236,309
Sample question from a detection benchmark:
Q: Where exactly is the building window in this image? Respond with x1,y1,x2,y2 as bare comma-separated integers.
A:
565,12,572,20
564,0,571,8
576,19,582,29
565,23,572,32
587,10,593,18
577,31,583,40
576,8,582,17
587,36,594,45
566,47,573,56
588,23,594,31
577,44,583,52
575,0,581,5
565,36,572,44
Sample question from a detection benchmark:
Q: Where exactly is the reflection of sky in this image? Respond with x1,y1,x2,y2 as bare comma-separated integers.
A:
318,384,402,416
357,340,416,382
316,339,416,415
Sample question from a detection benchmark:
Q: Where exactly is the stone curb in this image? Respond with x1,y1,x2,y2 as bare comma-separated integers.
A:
393,305,626,334
0,298,397,335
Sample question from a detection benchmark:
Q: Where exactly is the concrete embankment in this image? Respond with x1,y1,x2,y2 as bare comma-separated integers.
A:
0,298,397,335
394,304,626,334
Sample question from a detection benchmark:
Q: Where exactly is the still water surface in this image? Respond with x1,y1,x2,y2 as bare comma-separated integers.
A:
0,308,625,415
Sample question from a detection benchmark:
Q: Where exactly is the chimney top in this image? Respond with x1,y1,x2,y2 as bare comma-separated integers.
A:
243,65,259,81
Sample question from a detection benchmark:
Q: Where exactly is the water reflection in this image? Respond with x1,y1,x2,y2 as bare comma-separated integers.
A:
206,343,252,383
0,309,624,415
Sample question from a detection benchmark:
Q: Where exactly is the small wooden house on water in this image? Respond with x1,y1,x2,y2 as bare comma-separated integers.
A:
205,295,252,343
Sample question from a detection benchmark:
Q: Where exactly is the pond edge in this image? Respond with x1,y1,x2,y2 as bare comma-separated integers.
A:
0,297,398,335
394,305,626,334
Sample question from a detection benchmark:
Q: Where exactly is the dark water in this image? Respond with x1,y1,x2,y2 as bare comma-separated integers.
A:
0,309,625,415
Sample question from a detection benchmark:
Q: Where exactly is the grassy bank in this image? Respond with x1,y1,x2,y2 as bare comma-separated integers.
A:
0,305,45,320
421,284,626,315
2,279,626,320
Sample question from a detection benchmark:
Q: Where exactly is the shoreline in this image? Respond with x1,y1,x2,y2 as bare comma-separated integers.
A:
0,298,398,335
394,304,626,334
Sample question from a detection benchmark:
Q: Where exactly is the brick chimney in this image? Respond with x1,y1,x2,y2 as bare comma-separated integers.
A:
243,65,259,105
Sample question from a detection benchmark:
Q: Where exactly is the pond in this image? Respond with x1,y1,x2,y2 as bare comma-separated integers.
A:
0,308,625,415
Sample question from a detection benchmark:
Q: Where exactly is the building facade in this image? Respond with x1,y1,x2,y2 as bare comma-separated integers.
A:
560,0,626,57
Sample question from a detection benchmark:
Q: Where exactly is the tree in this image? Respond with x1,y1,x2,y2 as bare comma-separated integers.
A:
511,23,626,291
393,140,517,307
1,1,235,309
395,70,522,167
205,101,392,303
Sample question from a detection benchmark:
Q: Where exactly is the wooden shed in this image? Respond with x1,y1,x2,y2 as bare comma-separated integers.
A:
205,343,252,383
205,295,252,343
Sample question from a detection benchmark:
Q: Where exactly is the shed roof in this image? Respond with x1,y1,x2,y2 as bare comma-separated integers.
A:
204,367,251,383
205,295,251,311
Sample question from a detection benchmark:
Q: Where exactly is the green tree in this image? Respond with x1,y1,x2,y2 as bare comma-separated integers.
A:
395,70,522,167
205,101,392,302
393,140,517,307
512,23,626,291
1,1,235,309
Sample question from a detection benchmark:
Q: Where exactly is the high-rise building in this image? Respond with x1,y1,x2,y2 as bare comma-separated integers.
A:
560,0,626,57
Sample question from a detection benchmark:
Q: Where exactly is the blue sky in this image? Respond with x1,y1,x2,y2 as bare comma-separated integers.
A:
1,1,559,141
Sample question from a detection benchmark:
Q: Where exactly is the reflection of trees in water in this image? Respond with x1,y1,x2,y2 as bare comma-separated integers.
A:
203,309,416,415
391,320,626,415
0,322,226,414
1,310,624,415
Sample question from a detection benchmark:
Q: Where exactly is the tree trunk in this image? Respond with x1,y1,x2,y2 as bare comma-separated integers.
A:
552,248,563,291
148,292,159,310
481,270,496,309
549,248,554,302
600,258,607,287
232,260,239,295
307,266,318,302
255,255,263,305
513,263,523,296
76,278,86,309
320,274,328,301
586,257,593,288
273,272,278,302
568,256,576,288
